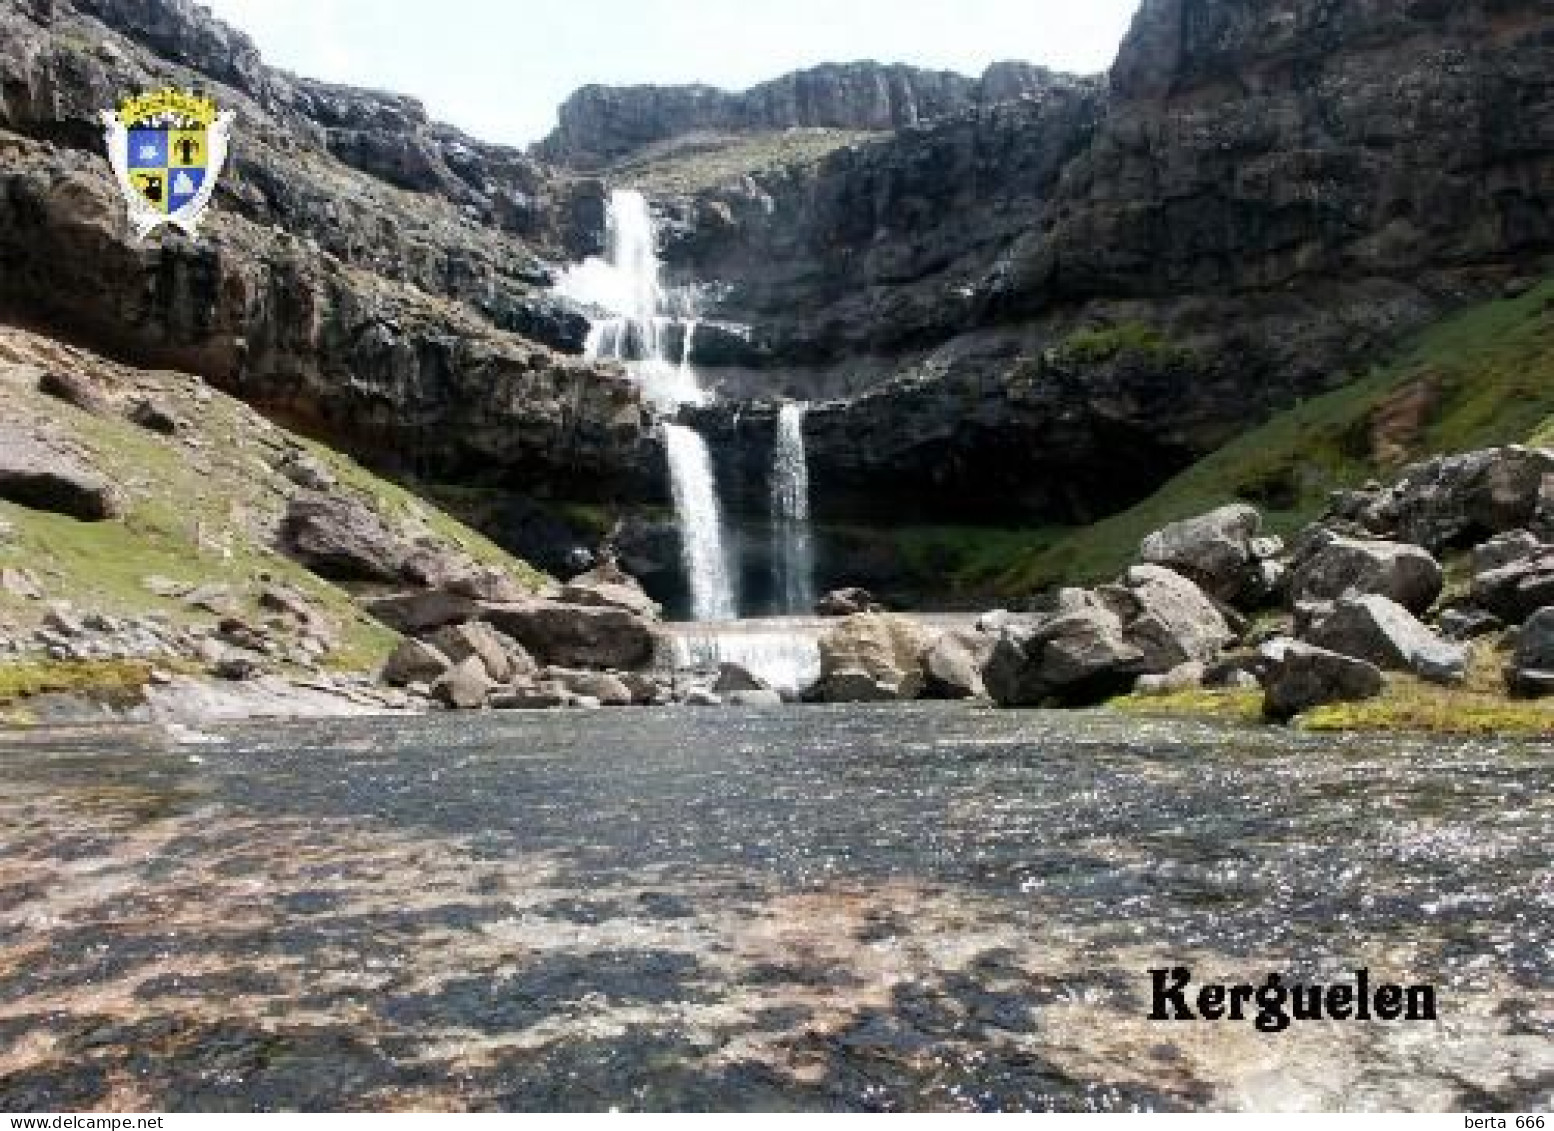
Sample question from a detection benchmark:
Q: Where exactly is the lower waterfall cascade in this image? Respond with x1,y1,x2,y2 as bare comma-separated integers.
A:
770,403,816,615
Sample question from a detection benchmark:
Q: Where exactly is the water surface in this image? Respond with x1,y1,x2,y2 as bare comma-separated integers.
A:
0,707,1548,1111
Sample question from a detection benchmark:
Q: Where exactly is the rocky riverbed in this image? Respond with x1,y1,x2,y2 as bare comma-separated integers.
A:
0,706,1548,1111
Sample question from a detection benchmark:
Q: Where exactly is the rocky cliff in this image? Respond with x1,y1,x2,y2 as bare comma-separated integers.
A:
657,0,1554,526
0,0,654,498
536,60,1058,170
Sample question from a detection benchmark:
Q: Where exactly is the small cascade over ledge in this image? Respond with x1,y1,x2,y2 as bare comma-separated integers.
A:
557,188,736,619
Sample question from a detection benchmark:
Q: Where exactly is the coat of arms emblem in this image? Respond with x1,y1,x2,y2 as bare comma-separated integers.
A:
100,88,235,240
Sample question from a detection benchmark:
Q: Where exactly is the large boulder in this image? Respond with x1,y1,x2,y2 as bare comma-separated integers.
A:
279,491,463,586
381,637,453,686
428,621,528,683
1505,606,1554,698
1261,639,1385,721
364,587,480,634
816,613,934,702
983,597,1144,707
1471,543,1554,626
1138,504,1268,606
557,559,661,620
478,599,658,670
0,427,122,520
430,655,494,709
1303,593,1467,684
922,630,994,700
1360,446,1554,552
1102,565,1234,671
1288,535,1443,615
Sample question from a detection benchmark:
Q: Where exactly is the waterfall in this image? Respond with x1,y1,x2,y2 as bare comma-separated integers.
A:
770,403,815,614
555,189,735,619
663,423,739,622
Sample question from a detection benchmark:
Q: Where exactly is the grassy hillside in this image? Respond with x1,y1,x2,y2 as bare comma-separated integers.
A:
0,327,545,673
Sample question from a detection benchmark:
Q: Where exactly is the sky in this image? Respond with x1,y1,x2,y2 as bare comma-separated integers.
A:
199,0,1142,147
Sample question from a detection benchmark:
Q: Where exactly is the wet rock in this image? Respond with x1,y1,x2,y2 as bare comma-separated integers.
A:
815,588,880,617
544,667,634,706
363,588,480,635
1304,593,1467,685
816,613,935,702
1360,446,1554,552
1471,544,1554,626
557,559,661,620
431,655,494,709
1261,639,1385,721
1288,536,1443,615
922,630,991,700
381,638,453,687
0,426,123,520
1138,504,1267,606
478,599,658,670
37,370,110,415
711,662,772,695
1505,606,1554,698
983,597,1144,707
427,621,521,683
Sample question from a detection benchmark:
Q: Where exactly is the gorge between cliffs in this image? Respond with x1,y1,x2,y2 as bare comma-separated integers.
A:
0,0,1551,1115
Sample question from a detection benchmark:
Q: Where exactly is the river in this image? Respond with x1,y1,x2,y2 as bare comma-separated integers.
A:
0,707,1548,1111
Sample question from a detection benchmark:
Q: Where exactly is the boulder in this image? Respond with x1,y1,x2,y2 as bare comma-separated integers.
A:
444,566,529,604
1436,607,1503,642
1261,639,1385,721
816,613,934,702
128,398,184,435
983,598,1144,707
557,559,661,620
275,449,337,491
429,621,522,683
1473,530,1543,575
1138,504,1265,605
0,427,122,520
1360,446,1554,552
544,666,634,706
922,630,992,700
431,655,493,709
620,671,670,705
478,599,658,670
279,491,416,584
1288,536,1443,614
1134,661,1206,697
381,638,453,686
1304,593,1467,684
364,588,480,634
712,662,772,694
1471,545,1554,625
815,587,880,617
1103,564,1234,671
1505,606,1554,698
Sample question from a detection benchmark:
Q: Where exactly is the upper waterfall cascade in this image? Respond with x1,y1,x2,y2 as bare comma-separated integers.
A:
556,189,737,620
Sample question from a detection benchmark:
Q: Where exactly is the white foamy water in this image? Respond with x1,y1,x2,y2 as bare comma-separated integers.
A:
557,189,736,619
770,403,816,615
662,619,823,697
664,423,739,622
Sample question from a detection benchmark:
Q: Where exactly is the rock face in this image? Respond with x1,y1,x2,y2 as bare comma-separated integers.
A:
1303,594,1467,685
1261,639,1385,721
816,613,935,703
1288,537,1444,616
537,61,1059,168
663,1,1552,527
0,0,654,503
